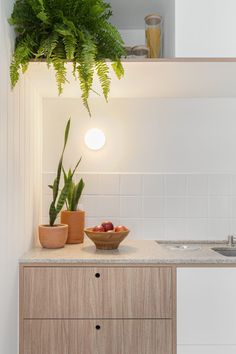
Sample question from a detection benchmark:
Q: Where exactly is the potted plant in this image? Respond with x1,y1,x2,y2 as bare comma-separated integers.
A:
9,0,125,115
39,117,81,248
61,167,85,244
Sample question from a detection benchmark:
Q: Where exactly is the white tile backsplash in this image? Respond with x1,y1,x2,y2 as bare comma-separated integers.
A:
142,197,165,218
208,175,231,195
186,197,208,218
98,174,120,195
120,174,142,195
165,175,187,196
142,175,164,196
187,175,208,195
42,173,236,241
120,196,142,218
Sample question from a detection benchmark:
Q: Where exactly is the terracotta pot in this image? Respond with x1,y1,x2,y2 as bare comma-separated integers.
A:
61,210,85,244
38,224,68,249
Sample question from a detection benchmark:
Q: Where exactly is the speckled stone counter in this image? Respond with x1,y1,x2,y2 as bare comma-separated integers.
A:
20,239,236,264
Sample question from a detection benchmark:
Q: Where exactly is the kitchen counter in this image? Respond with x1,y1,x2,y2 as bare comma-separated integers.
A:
20,239,236,264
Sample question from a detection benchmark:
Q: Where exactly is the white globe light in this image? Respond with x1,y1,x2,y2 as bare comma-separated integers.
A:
84,128,106,150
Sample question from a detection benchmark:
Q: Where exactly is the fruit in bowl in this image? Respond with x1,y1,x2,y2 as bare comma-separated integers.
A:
85,221,130,250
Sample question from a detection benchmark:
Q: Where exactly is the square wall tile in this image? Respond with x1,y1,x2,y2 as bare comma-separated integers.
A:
187,175,208,196
120,174,142,195
82,195,99,217
231,197,236,217
164,175,187,196
120,197,142,218
208,196,230,218
98,174,119,195
142,219,165,240
208,219,230,240
186,197,208,218
186,219,208,240
231,175,236,195
95,196,120,218
142,197,165,218
165,219,187,240
166,197,186,218
142,175,164,196
79,174,99,195
119,218,143,239
208,175,231,196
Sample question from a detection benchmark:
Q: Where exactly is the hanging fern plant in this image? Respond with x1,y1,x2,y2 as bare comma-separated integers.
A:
9,0,125,115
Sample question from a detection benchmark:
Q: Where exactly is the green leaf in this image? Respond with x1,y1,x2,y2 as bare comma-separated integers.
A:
112,60,124,80
9,0,125,113
71,178,85,211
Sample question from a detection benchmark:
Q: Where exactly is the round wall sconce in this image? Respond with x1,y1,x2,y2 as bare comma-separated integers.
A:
84,128,106,150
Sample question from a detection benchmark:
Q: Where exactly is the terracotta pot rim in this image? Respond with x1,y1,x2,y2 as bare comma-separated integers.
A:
61,210,85,214
39,224,68,229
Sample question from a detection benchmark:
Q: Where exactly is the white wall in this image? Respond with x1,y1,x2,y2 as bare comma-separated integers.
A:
175,0,236,57
0,1,41,353
42,97,236,241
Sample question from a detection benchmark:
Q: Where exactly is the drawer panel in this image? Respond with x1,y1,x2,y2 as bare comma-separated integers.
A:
23,267,172,319
23,319,173,354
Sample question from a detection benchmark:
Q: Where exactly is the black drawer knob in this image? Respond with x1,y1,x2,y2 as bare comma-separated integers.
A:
95,273,100,278
96,325,101,330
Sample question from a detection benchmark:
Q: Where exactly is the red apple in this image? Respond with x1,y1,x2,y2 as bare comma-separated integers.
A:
92,225,105,232
115,225,128,232
101,221,114,232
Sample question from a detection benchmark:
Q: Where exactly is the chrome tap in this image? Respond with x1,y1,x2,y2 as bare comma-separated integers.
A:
227,235,236,247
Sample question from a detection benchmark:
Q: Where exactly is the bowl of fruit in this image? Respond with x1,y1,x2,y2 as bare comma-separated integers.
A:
84,221,129,250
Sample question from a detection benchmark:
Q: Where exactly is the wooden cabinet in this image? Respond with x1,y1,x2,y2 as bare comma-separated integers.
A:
24,319,172,354
20,265,175,354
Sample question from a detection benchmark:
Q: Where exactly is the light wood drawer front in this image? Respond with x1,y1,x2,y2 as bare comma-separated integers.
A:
24,319,173,354
23,267,172,319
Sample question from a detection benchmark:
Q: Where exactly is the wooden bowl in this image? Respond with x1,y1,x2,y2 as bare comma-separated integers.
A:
84,228,130,250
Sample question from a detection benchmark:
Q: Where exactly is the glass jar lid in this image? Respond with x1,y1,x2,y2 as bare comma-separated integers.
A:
145,13,162,26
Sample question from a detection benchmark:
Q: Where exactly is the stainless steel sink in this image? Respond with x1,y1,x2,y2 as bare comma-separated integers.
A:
212,247,236,257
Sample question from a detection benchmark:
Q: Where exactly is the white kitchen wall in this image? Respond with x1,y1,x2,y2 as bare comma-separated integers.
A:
175,0,236,57
0,1,41,353
42,97,236,241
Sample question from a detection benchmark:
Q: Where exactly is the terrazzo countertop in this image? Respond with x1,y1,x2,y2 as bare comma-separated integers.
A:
19,238,236,264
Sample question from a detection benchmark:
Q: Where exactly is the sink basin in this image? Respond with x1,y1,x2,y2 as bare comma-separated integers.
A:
212,247,236,257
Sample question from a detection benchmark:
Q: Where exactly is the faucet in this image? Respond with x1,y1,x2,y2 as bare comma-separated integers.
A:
227,235,236,247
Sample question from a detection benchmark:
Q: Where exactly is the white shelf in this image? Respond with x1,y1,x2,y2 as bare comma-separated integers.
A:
25,61,236,98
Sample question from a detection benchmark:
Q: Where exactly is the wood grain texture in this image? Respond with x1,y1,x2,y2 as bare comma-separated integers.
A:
23,319,173,354
23,267,172,319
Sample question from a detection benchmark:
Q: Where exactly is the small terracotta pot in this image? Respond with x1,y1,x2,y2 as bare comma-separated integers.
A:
61,210,85,244
38,224,68,249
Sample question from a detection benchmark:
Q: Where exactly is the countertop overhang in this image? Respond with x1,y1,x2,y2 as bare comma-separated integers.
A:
19,239,236,265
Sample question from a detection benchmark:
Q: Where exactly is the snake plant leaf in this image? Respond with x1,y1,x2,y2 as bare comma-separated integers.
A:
49,201,57,226
71,178,85,211
52,118,71,203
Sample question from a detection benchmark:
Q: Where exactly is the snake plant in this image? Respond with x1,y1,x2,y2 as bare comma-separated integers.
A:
9,0,125,115
63,166,85,211
48,118,81,226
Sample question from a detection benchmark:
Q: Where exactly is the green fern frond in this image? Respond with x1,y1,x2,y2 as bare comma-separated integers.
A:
96,60,110,101
112,60,124,80
77,37,97,115
52,57,67,95
36,32,59,60
9,0,125,115
63,36,76,60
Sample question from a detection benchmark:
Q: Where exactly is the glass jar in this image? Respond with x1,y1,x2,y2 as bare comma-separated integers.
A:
145,14,163,58
132,46,150,59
